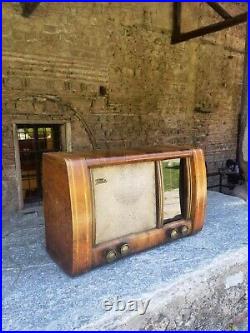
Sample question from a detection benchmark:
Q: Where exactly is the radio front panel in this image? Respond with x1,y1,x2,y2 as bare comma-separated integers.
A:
43,146,207,275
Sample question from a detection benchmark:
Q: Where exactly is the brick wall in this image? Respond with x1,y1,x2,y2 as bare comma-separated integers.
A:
2,2,247,217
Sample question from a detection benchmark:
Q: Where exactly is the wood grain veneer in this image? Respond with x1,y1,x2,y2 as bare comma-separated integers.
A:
43,145,207,276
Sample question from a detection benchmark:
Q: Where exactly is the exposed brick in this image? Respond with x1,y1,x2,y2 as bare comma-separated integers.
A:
2,2,247,217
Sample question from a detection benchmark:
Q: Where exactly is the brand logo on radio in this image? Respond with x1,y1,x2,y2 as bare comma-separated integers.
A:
95,177,107,185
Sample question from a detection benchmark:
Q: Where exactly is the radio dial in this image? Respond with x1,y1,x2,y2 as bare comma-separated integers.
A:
181,225,189,236
106,249,117,263
170,229,178,240
120,243,129,256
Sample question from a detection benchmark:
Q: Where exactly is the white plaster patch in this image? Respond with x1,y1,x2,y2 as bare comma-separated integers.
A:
225,272,244,289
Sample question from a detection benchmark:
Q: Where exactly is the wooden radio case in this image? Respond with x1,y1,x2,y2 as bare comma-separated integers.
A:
43,146,207,276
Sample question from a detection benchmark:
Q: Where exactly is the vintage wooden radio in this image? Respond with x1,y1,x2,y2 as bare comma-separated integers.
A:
43,146,207,276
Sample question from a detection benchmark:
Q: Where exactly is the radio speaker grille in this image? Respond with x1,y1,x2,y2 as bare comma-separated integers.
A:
91,161,157,245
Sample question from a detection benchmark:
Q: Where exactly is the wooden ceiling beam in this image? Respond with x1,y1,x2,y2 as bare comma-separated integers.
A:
207,2,232,20
20,2,40,18
171,2,247,44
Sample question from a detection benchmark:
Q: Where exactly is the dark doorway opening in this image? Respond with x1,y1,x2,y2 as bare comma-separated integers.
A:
17,124,61,205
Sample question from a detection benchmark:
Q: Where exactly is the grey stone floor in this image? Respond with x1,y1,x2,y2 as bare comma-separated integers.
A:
2,191,248,331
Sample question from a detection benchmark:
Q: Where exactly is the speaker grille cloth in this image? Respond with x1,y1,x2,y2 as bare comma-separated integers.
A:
91,161,157,245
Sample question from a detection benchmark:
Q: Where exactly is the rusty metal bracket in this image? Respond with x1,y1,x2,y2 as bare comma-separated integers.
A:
171,2,247,44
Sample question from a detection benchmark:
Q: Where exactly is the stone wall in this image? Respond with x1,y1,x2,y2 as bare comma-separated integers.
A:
2,2,247,217
239,39,248,181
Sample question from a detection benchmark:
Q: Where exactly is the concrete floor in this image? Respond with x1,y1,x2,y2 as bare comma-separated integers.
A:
2,191,248,331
